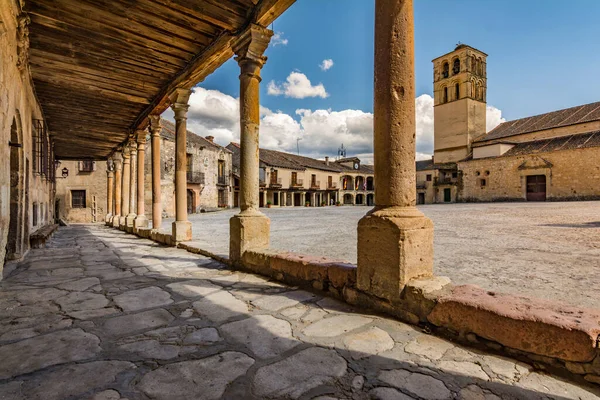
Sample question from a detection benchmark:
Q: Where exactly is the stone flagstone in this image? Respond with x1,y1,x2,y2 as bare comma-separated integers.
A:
112,286,173,312
138,351,254,399
302,315,372,338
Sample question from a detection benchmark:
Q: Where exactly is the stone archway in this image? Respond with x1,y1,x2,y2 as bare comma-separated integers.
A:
366,193,374,206
356,193,364,205
343,193,354,205
7,114,24,259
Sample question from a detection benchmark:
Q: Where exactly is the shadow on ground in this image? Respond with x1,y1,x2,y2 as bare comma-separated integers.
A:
0,225,598,400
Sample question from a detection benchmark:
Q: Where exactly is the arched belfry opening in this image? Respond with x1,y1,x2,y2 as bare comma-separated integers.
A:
453,58,460,74
7,113,24,259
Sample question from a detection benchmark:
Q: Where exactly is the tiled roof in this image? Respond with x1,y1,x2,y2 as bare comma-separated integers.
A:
160,119,229,153
476,101,600,143
501,131,600,157
226,142,373,174
416,159,456,171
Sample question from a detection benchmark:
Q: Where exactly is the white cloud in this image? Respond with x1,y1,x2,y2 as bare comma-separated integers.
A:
271,32,288,46
267,72,329,99
320,59,334,71
167,88,504,165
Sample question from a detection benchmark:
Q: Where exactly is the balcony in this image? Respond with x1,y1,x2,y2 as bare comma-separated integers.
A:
187,171,205,184
217,175,229,186
259,179,266,187
310,180,320,189
416,181,427,189
269,178,282,188
327,182,337,189
433,176,456,186
290,179,304,188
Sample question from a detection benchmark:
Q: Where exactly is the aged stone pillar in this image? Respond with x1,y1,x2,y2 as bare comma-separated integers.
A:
357,0,434,302
120,145,131,227
134,129,148,229
230,24,273,263
126,138,138,228
105,159,114,224
112,152,123,228
169,88,193,241
149,116,162,230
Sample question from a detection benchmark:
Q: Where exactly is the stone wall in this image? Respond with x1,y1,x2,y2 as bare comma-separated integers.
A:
144,132,233,218
55,161,108,223
1,1,55,268
458,147,600,202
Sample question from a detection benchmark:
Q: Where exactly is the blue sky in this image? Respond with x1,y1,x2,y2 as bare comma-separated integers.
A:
184,0,600,160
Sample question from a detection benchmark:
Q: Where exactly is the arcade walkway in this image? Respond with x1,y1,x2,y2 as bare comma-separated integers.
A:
0,226,598,399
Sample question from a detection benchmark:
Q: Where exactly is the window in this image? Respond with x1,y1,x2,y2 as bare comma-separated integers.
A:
79,160,94,172
270,169,278,184
455,83,460,100
32,203,38,226
218,160,226,185
426,174,432,182
71,190,86,208
442,62,449,78
291,171,297,185
453,58,460,74
186,153,193,173
311,174,316,186
480,179,486,188
452,172,458,179
443,87,448,103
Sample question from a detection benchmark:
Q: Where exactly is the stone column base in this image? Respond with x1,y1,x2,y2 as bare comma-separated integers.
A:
119,216,127,229
134,215,148,229
105,213,113,224
112,215,121,228
172,220,192,242
230,211,270,264
125,214,136,228
357,207,434,302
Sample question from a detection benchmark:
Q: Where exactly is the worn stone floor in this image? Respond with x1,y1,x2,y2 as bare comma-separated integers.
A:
1,226,599,400
162,201,600,309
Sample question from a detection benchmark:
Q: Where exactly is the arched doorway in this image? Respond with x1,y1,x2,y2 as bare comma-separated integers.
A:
187,189,195,214
343,193,354,205
356,193,364,205
366,177,374,191
341,175,354,191
7,114,24,259
366,193,374,206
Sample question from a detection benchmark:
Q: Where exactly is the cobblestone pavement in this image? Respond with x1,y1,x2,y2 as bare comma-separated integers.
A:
161,201,600,309
1,226,599,399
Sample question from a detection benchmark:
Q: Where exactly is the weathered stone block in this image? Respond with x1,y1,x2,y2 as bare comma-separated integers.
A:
172,220,192,242
357,210,434,302
428,285,600,362
327,263,357,289
229,213,269,263
401,276,452,321
270,253,329,282
134,215,148,229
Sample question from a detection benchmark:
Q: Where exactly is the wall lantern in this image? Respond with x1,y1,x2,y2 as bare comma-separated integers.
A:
61,167,69,178
270,167,275,173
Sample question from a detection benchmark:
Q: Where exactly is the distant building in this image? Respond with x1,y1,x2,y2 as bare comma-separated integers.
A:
417,44,600,203
227,143,375,207
55,119,233,223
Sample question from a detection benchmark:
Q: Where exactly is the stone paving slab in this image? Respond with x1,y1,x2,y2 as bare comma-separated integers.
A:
0,225,598,399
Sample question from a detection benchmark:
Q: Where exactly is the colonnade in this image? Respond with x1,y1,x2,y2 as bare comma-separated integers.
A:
104,0,433,301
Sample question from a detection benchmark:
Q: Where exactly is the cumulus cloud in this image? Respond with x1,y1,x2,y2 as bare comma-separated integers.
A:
320,59,334,71
267,72,329,99
165,88,504,165
271,32,288,46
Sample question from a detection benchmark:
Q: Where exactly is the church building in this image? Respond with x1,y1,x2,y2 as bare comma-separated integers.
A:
417,44,600,203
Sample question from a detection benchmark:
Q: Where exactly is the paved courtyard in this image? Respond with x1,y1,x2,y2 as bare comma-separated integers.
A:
1,225,599,399
162,201,600,309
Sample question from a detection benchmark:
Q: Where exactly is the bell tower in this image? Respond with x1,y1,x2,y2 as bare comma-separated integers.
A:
432,44,487,163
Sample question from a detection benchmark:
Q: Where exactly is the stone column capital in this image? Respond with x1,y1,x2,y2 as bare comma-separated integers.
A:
128,138,138,155
169,88,192,121
148,115,162,136
232,24,273,70
122,145,131,160
135,129,148,145
106,159,115,174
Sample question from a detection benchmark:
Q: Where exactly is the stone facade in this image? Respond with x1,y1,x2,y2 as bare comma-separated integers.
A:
144,119,233,218
227,144,374,208
419,44,600,204
0,0,56,267
55,161,107,223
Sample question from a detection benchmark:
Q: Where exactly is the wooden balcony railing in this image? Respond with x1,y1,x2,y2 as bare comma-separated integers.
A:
310,180,320,189
327,182,337,189
290,179,303,188
269,178,282,188
186,171,205,184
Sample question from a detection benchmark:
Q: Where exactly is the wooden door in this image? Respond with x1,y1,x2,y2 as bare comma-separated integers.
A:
443,188,451,203
526,175,546,201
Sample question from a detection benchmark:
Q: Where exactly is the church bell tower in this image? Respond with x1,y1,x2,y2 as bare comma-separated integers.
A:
432,44,487,163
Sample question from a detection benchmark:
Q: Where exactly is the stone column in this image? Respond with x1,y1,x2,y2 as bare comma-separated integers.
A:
126,138,137,228
105,159,114,224
134,129,148,229
169,88,193,241
112,152,123,228
357,0,434,302
120,145,131,227
149,116,162,230
291,193,295,207
230,24,273,263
